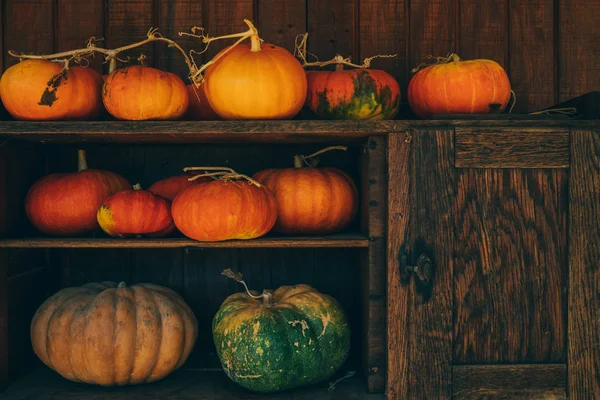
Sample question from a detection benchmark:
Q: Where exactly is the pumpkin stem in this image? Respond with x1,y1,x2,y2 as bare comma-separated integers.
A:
294,33,397,70
108,58,117,74
77,149,88,171
183,167,262,187
222,269,273,307
295,145,347,168
117,282,127,288
133,183,142,190
411,53,463,74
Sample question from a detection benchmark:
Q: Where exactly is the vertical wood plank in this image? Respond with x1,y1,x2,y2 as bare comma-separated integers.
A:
558,0,600,101
306,0,354,62
66,249,131,286
569,129,600,399
131,249,184,294
258,0,306,51
156,0,203,80
106,0,155,67
509,0,555,112
203,0,254,60
388,129,454,399
56,0,105,73
3,0,54,69
0,0,4,73
454,169,567,363
458,0,508,67
0,252,7,389
359,0,407,92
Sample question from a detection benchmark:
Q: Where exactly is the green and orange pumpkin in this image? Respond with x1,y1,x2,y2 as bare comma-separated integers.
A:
213,270,350,393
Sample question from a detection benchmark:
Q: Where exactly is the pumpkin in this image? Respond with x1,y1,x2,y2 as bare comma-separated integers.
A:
31,281,198,386
203,23,307,120
25,150,131,236
407,53,511,118
213,269,350,393
102,66,189,120
185,84,221,120
97,184,175,237
147,174,210,201
305,67,401,120
171,171,277,241
253,148,358,234
0,59,104,121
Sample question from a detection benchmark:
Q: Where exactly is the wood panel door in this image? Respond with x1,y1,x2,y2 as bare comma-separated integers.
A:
386,126,594,399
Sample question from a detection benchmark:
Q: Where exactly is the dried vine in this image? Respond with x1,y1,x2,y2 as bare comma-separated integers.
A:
222,268,273,307
183,166,262,187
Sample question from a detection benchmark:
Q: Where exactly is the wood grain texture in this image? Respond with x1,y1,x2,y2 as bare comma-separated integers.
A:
65,249,131,286
455,127,570,168
559,0,600,101
387,129,454,399
156,0,203,80
458,0,508,67
509,0,556,112
307,0,355,63
56,0,105,73
359,136,387,392
568,129,600,399
0,251,7,389
359,0,407,91
130,249,184,294
106,0,154,67
203,0,254,60
453,364,567,399
454,169,567,364
258,0,306,51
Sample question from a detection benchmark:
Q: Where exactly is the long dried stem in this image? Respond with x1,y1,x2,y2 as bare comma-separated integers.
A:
294,145,347,168
222,268,272,307
183,166,262,187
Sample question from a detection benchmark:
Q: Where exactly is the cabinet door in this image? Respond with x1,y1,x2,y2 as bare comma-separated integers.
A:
387,127,578,399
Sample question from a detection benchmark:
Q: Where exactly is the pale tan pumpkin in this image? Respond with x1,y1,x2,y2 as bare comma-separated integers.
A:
31,281,198,386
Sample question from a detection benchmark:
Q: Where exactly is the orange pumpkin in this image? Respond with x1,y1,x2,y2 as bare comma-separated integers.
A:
407,54,511,118
25,150,131,236
97,184,175,237
172,175,277,241
102,66,189,120
0,59,104,121
147,174,210,201
185,84,221,120
253,151,359,235
203,36,307,119
31,281,198,386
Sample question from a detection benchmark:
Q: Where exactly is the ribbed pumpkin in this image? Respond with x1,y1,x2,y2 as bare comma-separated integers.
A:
306,68,400,120
407,54,511,118
172,171,277,241
0,59,104,120
103,66,189,120
213,269,350,393
97,184,175,237
202,21,307,120
31,281,198,386
253,147,358,234
25,150,131,236
148,174,210,201
185,84,220,120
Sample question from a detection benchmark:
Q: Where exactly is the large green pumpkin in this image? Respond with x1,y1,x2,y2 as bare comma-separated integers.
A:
212,275,350,393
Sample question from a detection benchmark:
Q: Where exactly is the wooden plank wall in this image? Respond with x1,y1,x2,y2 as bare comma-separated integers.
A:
1,0,598,113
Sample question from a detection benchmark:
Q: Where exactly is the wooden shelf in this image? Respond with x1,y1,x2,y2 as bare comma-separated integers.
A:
2,367,384,399
0,234,370,249
0,120,598,144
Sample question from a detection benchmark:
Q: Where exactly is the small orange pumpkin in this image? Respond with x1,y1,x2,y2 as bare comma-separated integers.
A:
185,84,221,120
97,184,175,237
172,171,277,241
253,148,359,235
0,59,104,121
407,54,511,118
102,66,189,120
147,174,211,201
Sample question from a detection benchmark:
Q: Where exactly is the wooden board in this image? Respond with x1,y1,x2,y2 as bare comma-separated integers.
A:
454,169,567,363
509,0,556,112
56,0,105,73
387,129,454,399
559,0,600,102
106,0,154,68
359,0,407,91
458,0,508,67
307,0,355,63
3,0,54,69
0,252,7,389
258,0,306,51
203,0,254,61
455,127,570,168
568,129,600,399
453,364,567,399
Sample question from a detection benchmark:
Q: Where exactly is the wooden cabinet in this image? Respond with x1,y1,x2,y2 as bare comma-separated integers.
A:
387,123,600,400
